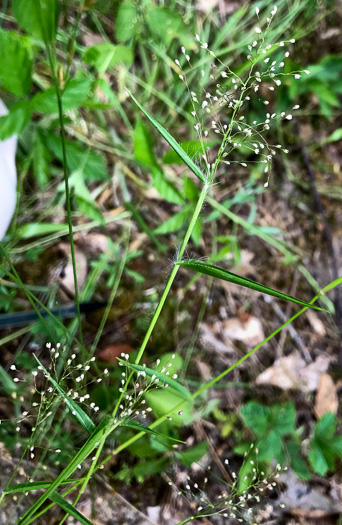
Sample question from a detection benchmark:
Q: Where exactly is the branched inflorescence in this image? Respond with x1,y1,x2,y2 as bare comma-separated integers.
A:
174,5,309,187
169,445,288,523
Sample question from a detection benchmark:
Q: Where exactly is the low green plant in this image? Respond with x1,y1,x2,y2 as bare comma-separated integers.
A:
238,401,342,480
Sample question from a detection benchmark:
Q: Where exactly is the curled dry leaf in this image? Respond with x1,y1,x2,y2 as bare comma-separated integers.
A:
315,373,338,418
255,351,330,392
222,316,265,347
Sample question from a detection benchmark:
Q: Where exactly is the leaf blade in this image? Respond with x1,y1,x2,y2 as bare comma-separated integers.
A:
126,90,206,184
177,259,327,312
49,492,95,525
117,359,192,400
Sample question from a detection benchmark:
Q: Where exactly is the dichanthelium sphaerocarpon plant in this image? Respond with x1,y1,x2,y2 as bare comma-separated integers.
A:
2,5,341,525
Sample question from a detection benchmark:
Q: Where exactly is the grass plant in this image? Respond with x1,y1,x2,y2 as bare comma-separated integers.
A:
0,1,340,524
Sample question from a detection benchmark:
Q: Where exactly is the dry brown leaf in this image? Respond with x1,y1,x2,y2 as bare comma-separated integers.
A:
255,351,330,392
231,250,255,276
306,309,326,337
129,232,148,253
196,359,212,380
57,243,88,299
200,322,234,354
83,233,109,254
222,316,265,347
197,0,220,11
315,373,338,418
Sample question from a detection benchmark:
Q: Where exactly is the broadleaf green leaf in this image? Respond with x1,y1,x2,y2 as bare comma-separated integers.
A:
176,441,208,468
146,7,188,46
13,0,59,42
308,442,329,476
241,401,269,435
154,206,191,235
145,388,193,427
132,457,167,481
0,101,32,139
0,29,32,96
83,43,133,73
177,259,327,311
46,134,109,181
116,2,139,42
127,90,206,184
31,78,92,114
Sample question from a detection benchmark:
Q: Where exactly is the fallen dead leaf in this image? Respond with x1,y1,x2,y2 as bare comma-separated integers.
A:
231,250,255,276
129,232,148,253
255,351,330,392
199,322,235,354
196,359,212,380
279,468,342,515
315,373,338,418
197,0,219,11
83,233,109,254
57,243,88,300
222,316,265,347
306,309,326,337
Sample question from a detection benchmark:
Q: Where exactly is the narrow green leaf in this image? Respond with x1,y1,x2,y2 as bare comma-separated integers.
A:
0,365,18,394
17,223,69,239
117,359,192,400
116,2,139,42
152,168,184,205
50,492,94,525
146,7,188,46
5,479,80,495
17,420,112,524
154,206,191,235
33,356,96,434
178,259,327,312
176,441,208,468
122,418,185,443
145,388,193,427
163,141,215,165
126,90,206,184
133,118,156,167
